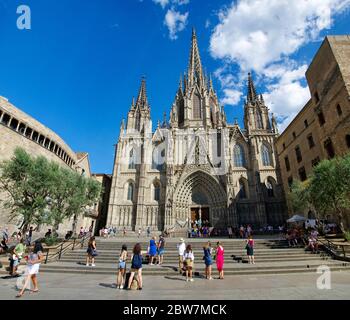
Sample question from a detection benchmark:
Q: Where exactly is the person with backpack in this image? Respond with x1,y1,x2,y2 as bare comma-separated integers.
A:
127,243,143,290
216,241,225,280
246,235,255,264
86,237,98,267
117,244,128,289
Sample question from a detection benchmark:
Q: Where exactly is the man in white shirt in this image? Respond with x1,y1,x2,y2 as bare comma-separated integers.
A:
177,238,186,274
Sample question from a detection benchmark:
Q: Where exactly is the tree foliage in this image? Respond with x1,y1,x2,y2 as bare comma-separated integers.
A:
0,148,101,233
289,153,350,233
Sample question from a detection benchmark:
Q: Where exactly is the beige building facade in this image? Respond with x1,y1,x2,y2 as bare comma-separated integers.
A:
0,96,97,235
108,31,288,232
276,36,350,220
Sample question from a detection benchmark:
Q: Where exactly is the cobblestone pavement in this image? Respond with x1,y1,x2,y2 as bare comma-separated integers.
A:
0,270,349,300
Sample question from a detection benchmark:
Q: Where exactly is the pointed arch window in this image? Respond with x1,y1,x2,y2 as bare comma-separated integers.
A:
233,144,246,167
256,111,263,129
193,93,201,119
239,179,247,199
129,149,136,169
152,146,165,171
261,143,273,166
153,181,161,202
127,183,134,201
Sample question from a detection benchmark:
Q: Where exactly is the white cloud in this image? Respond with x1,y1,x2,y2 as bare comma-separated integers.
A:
164,8,189,40
210,0,350,130
152,0,190,39
221,89,243,106
152,0,169,9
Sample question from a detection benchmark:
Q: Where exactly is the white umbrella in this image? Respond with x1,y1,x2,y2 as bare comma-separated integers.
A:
287,215,307,223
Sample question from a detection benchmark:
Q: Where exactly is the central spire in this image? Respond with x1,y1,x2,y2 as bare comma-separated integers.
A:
136,76,149,110
247,72,258,103
188,28,204,87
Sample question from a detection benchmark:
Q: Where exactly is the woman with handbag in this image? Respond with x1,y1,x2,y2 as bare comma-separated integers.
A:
86,237,98,267
148,236,157,265
183,244,195,282
117,244,128,289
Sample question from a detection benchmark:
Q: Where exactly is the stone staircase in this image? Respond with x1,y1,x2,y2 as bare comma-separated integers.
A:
35,238,350,276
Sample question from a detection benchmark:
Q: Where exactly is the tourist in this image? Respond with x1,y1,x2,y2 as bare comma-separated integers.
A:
2,227,9,243
183,244,194,282
79,227,84,238
157,235,165,265
113,226,117,237
16,240,43,298
177,238,186,274
103,227,108,238
86,236,98,267
308,234,319,254
117,244,128,289
16,230,23,241
228,226,233,239
148,236,157,265
26,226,33,246
0,238,8,254
9,238,26,276
239,225,245,239
246,236,255,264
128,243,143,290
45,229,52,238
138,228,142,238
247,225,252,237
147,226,151,238
203,242,213,280
123,227,126,237
216,241,225,280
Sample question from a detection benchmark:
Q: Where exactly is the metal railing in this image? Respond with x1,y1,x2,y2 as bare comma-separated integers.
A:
318,237,350,262
44,233,91,264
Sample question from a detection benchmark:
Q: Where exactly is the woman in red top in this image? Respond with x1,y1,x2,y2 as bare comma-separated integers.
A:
215,242,224,280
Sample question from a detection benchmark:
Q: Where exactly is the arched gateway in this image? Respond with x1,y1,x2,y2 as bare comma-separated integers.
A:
172,170,227,228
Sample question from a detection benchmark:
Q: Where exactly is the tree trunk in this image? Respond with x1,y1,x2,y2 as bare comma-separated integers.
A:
337,209,346,235
72,214,78,236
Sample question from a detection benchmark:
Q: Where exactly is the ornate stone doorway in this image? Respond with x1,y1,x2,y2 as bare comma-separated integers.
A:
172,169,227,228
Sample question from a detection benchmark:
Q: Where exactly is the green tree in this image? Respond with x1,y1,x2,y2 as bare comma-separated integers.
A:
309,155,350,234
0,148,54,232
289,180,311,213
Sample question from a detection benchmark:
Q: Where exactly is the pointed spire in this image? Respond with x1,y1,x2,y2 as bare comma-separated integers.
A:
131,97,135,109
136,76,149,109
177,76,183,95
162,111,168,128
120,119,125,132
247,72,258,103
188,28,204,86
260,94,265,104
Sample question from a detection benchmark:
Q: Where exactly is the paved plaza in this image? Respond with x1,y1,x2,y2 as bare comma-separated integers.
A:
1,271,350,300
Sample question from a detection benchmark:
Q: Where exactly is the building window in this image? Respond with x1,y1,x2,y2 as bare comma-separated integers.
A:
283,143,286,150
298,167,307,182
312,157,321,167
346,135,350,149
129,149,136,169
154,182,160,201
261,143,273,166
337,104,342,116
127,183,134,201
304,120,309,128
256,111,263,129
324,138,335,159
288,176,294,189
193,93,201,119
314,91,320,104
1,113,11,126
9,118,18,130
307,134,315,149
293,132,296,139
318,112,326,126
152,146,165,171
239,179,247,199
266,179,274,198
295,146,302,163
233,144,246,167
284,156,291,172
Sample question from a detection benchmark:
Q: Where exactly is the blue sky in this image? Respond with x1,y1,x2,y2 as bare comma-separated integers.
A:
0,0,349,174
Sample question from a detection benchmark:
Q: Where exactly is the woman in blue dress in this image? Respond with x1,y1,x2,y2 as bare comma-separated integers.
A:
203,242,213,280
148,236,157,265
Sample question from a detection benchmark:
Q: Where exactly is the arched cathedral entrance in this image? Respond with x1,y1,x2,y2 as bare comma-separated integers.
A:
173,170,227,228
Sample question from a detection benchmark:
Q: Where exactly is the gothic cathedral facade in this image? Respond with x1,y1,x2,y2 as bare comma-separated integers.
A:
107,30,287,232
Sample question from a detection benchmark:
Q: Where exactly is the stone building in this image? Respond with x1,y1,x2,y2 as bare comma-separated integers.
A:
275,36,350,221
0,96,98,235
107,30,287,232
